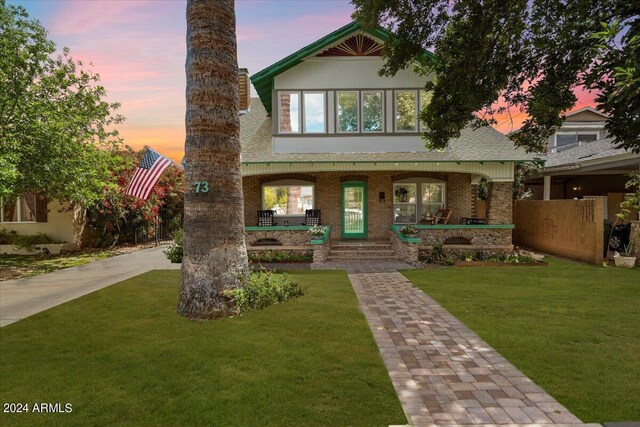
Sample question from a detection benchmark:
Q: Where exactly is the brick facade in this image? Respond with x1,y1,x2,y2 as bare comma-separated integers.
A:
244,171,513,240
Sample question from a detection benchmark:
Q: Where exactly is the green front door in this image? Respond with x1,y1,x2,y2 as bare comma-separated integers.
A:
341,182,367,239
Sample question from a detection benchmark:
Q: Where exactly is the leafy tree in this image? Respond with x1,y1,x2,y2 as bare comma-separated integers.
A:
178,0,249,319
353,1,639,153
0,2,124,203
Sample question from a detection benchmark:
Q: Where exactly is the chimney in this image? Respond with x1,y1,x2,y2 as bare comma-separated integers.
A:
238,68,250,112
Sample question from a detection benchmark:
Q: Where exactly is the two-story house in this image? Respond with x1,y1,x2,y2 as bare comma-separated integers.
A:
240,21,536,263
527,107,640,222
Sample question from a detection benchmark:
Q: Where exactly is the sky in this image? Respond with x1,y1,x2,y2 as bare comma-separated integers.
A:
11,0,596,162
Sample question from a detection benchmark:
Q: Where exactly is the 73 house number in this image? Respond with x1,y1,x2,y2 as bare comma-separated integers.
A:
193,181,209,193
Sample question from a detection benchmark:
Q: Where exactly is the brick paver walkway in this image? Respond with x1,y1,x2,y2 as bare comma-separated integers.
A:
349,271,589,427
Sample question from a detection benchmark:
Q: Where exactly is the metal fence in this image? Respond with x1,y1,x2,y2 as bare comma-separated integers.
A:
133,210,181,246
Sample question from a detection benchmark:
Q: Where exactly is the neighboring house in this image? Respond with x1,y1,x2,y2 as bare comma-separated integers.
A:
240,21,536,262
0,195,83,253
526,107,640,222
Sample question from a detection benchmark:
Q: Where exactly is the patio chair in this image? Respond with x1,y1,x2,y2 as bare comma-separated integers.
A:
302,209,321,226
257,210,277,227
434,208,452,224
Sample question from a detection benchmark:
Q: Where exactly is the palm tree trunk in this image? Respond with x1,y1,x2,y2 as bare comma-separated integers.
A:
178,0,248,319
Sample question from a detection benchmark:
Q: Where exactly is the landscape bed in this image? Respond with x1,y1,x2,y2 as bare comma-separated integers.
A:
454,260,548,267
0,270,405,426
402,257,640,423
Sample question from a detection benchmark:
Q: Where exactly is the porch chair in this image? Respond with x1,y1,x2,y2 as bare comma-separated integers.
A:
302,209,321,226
434,208,452,224
257,210,277,227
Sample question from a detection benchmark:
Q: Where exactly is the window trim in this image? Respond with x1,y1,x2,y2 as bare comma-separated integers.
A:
361,90,385,133
0,196,38,224
261,180,315,217
335,90,360,133
302,91,327,134
277,91,302,134
393,89,419,133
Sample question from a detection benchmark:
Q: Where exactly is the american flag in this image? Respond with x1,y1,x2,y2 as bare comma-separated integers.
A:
125,148,172,200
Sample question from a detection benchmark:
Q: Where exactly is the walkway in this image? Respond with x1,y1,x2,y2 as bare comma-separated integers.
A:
0,247,179,327
349,271,590,426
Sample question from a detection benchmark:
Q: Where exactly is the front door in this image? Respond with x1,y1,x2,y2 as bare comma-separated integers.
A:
341,182,367,239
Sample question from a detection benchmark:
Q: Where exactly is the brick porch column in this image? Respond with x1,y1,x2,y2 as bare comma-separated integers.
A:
487,182,513,224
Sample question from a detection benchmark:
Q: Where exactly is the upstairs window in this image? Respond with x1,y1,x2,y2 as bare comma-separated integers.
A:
362,91,384,132
278,92,300,133
555,132,598,147
302,92,326,133
419,90,432,130
337,91,359,132
395,90,418,132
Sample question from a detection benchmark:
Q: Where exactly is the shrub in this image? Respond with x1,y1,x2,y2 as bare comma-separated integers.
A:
248,250,312,263
400,225,417,236
223,270,303,312
0,229,60,250
164,229,183,263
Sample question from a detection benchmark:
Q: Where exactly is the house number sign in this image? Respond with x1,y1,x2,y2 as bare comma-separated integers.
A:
193,181,209,193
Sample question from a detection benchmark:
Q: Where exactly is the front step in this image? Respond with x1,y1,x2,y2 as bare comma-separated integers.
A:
328,240,400,261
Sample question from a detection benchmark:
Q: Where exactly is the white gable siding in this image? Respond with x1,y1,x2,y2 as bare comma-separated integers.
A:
274,58,430,89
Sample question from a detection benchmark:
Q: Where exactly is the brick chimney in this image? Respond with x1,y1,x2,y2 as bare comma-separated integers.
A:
238,68,251,112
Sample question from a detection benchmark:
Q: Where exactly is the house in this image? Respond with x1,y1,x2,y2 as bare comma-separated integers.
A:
240,21,537,264
526,107,640,222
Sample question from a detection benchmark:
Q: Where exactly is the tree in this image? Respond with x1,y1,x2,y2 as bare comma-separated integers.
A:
0,2,124,203
353,1,639,153
178,0,249,319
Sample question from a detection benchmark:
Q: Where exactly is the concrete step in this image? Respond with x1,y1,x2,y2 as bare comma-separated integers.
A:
330,249,395,256
332,240,391,247
327,255,400,261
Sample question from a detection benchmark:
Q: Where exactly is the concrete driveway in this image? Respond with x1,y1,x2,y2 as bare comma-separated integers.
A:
0,247,180,327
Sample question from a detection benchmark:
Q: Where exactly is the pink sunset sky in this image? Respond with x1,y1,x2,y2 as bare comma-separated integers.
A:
12,0,597,162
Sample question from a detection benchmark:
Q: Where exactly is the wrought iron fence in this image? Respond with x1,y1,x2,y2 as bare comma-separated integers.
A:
133,210,182,246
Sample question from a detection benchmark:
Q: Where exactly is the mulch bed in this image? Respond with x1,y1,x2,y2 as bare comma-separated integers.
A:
454,260,548,267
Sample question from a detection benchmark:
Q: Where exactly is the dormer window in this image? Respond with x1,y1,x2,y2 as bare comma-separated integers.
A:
394,90,418,132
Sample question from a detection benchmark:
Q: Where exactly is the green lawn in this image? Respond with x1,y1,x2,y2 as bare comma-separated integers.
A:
402,258,640,423
0,270,405,426
0,251,113,281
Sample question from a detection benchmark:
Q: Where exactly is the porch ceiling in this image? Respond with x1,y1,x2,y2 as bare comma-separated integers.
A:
241,160,515,182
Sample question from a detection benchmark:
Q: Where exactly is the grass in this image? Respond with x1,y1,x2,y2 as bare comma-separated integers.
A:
402,257,640,423
0,251,113,280
0,270,405,426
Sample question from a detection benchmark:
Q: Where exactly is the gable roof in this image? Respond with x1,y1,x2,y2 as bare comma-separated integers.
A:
565,106,608,120
239,99,539,163
250,21,435,114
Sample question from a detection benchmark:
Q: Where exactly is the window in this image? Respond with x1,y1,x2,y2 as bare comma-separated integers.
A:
555,132,598,147
278,92,300,133
362,91,384,132
303,92,326,133
262,184,314,216
395,90,418,132
419,90,432,130
422,183,445,216
337,91,359,132
1,193,38,223
393,183,417,224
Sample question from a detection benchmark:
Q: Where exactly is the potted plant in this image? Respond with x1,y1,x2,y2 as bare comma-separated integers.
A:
308,225,328,238
614,243,636,268
395,186,409,203
400,225,418,237
475,178,489,219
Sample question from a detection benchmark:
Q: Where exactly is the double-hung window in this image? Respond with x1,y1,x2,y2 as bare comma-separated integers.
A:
361,91,384,132
393,183,417,224
337,91,359,133
421,183,445,216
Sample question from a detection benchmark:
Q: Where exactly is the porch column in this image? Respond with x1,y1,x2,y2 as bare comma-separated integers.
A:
543,176,551,201
487,182,513,224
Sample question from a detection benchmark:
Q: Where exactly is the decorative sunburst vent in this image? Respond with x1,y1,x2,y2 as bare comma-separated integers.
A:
316,34,383,57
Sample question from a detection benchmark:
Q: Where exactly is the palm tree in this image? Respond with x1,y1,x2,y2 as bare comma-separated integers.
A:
178,0,248,319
